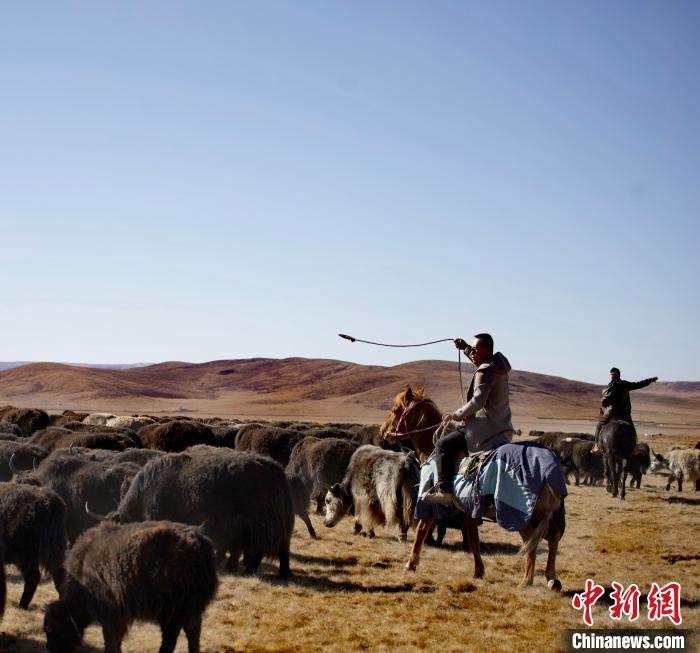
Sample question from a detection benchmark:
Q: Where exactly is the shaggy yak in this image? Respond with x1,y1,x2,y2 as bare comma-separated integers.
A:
0,441,48,481
138,419,217,452
323,445,419,541
81,412,115,426
650,447,700,492
33,445,163,469
0,482,66,608
235,424,305,467
104,415,155,431
18,450,140,543
627,442,652,489
1,407,50,436
287,436,361,514
0,422,22,438
91,446,295,577
44,520,218,653
552,438,604,486
29,427,139,453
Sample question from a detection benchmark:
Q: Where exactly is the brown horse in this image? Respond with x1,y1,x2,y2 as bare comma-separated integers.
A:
380,386,565,590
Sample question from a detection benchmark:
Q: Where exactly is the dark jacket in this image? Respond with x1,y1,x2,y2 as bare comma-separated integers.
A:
601,378,656,421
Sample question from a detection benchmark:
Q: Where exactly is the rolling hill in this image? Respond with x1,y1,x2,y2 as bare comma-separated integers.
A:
1,358,698,436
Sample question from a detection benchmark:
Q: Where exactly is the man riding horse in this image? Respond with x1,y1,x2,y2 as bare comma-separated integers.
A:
591,367,658,453
425,332,514,505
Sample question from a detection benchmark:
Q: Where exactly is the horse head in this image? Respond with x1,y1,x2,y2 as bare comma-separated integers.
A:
380,386,423,438
380,386,441,462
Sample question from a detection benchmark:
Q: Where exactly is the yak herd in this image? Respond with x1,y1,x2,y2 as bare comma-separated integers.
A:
0,404,697,652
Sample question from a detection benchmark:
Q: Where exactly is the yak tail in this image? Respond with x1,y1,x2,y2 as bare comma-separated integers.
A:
398,454,420,531
518,482,561,558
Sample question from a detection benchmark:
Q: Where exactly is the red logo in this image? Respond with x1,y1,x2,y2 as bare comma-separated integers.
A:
572,580,682,626
608,582,641,621
647,582,682,625
572,579,606,626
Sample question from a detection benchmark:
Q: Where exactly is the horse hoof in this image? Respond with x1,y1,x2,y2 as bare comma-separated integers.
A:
406,559,417,571
548,579,562,592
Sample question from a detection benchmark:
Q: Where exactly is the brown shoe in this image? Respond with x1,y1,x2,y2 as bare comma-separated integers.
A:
422,483,456,506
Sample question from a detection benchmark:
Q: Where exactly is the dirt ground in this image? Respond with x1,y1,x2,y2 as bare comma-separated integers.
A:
0,439,697,653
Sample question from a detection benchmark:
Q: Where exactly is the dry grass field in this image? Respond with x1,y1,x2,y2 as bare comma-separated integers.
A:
0,359,697,650
0,439,697,653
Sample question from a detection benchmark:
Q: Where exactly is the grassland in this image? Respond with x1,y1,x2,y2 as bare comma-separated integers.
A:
0,445,697,653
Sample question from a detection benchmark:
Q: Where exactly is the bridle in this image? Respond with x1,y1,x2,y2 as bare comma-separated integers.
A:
383,398,444,440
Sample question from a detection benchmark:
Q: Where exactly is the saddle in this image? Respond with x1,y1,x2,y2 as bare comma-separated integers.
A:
456,448,500,519
457,449,499,479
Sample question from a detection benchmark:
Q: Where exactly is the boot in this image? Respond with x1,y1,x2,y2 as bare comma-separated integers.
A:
422,481,456,506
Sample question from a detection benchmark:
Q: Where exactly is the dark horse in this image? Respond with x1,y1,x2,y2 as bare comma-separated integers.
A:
380,386,565,590
599,420,637,500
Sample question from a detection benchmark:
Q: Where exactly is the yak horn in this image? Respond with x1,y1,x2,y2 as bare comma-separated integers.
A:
69,443,75,454
8,452,22,475
85,501,107,522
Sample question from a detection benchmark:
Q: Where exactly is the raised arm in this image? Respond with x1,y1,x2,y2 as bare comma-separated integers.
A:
627,377,658,391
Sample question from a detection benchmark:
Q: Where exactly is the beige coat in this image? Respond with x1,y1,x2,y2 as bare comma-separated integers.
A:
453,352,514,454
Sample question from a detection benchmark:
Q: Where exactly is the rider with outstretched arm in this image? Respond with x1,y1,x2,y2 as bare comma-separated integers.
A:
591,367,658,452
425,333,514,505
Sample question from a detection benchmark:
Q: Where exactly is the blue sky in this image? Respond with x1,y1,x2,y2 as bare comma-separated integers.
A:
1,1,698,383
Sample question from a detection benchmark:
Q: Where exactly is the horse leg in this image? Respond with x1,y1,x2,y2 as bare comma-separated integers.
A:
545,537,562,592
620,459,627,500
518,525,536,587
604,454,613,493
406,518,434,571
460,522,470,552
677,472,683,492
518,484,561,588
611,458,620,498
464,516,484,579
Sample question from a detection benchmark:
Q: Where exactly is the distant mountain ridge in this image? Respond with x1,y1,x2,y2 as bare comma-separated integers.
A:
0,358,698,423
0,362,151,371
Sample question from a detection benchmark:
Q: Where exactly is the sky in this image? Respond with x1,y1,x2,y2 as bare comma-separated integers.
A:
1,1,698,383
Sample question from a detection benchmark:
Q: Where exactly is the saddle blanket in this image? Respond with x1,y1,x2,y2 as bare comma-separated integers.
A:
415,441,567,531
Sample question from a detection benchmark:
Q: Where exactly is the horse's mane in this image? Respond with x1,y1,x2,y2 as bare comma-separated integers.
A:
400,386,426,403
400,387,441,414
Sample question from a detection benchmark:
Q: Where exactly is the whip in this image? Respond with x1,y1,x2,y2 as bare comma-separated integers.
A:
338,333,468,403
338,334,455,348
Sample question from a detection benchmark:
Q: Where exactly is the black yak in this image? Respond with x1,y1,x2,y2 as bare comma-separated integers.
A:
44,520,217,653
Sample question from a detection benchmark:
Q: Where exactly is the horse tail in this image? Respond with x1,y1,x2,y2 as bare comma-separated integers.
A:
518,482,561,557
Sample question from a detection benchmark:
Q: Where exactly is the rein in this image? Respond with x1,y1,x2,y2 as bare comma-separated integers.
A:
383,399,450,441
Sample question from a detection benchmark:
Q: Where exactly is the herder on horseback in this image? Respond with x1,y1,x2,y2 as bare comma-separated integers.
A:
424,332,514,506
591,367,658,453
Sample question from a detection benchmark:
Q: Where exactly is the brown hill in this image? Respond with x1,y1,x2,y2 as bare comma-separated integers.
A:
1,358,698,435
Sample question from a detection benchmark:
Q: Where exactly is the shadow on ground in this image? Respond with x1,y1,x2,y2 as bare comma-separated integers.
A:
0,633,101,653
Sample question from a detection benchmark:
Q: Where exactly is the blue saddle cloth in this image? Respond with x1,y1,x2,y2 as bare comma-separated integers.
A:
415,441,567,531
